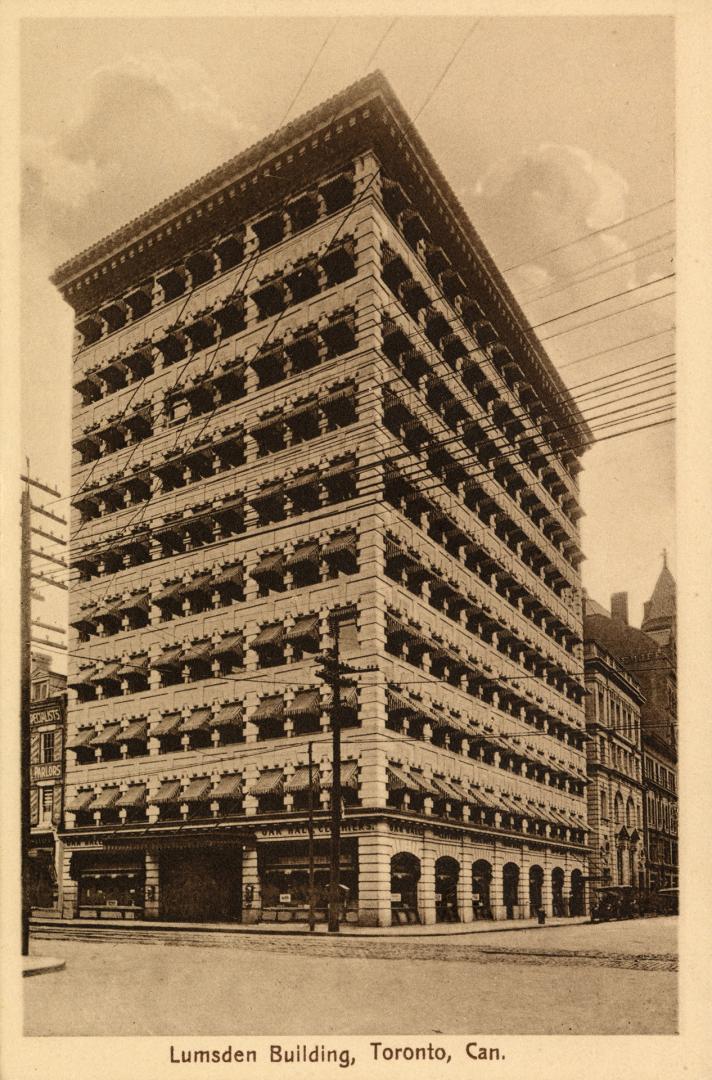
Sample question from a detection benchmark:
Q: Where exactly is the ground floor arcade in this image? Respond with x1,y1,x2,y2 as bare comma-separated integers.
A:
59,816,588,927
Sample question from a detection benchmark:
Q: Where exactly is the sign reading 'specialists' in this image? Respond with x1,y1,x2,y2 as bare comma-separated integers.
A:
30,706,62,726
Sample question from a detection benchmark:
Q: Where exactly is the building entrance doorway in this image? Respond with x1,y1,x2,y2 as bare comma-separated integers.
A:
503,862,520,919
390,852,421,924
570,869,585,916
552,867,565,916
160,847,242,922
529,865,544,916
435,856,460,922
472,860,493,919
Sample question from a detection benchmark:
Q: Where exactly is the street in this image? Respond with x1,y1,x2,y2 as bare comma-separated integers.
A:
25,917,677,1036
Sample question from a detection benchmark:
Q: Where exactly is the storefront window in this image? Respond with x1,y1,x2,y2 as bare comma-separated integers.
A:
78,871,144,910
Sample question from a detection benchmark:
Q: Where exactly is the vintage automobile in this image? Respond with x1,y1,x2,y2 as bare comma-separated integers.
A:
590,885,640,922
656,887,679,915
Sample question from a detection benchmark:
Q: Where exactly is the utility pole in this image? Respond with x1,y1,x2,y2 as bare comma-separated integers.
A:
307,740,316,933
20,467,67,955
327,615,342,934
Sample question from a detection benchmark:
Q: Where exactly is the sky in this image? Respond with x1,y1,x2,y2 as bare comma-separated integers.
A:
19,15,675,670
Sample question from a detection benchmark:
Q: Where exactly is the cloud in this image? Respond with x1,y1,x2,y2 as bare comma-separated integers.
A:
23,51,257,260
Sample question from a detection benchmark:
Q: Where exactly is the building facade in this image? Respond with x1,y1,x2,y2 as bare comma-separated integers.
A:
29,654,67,912
53,73,591,927
583,637,644,888
584,559,677,892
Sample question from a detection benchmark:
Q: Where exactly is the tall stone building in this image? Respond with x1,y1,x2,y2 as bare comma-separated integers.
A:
583,634,644,888
53,72,590,927
584,557,677,892
28,654,67,912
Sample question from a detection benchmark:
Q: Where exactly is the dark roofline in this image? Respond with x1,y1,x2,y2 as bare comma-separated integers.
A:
51,70,590,444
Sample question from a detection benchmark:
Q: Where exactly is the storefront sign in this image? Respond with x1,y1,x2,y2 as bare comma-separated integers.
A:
31,762,61,781
279,893,291,904
31,707,62,726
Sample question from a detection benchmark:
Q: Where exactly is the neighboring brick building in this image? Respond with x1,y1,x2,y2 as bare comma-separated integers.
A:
53,72,591,927
29,654,67,912
583,636,644,888
584,557,677,892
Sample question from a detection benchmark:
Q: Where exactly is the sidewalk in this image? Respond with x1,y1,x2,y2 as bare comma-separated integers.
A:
23,956,66,977
31,913,589,938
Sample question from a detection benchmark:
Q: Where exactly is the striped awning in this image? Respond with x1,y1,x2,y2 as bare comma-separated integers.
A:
252,551,283,577
248,769,284,796
469,785,499,810
181,707,213,732
153,712,182,737
252,623,285,647
154,645,184,670
123,590,150,612
120,720,147,742
67,727,96,750
252,696,284,721
214,702,243,727
181,641,213,663
323,457,354,479
431,776,467,802
91,661,123,685
65,790,95,812
322,531,356,557
213,633,242,657
89,723,122,747
88,787,121,810
284,764,321,793
326,686,358,710
116,785,147,808
322,760,359,791
213,565,243,587
182,573,214,595
181,778,212,803
387,763,435,794
548,807,572,827
212,774,243,799
285,469,318,489
151,780,182,804
285,541,320,567
70,606,97,629
156,580,185,603
117,656,149,678
286,689,321,716
285,614,319,642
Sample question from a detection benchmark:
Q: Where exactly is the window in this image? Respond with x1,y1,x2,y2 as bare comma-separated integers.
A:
32,681,48,701
39,786,54,824
40,731,55,764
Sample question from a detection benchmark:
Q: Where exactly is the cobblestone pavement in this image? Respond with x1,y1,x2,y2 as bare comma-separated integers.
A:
25,932,677,1035
31,916,677,972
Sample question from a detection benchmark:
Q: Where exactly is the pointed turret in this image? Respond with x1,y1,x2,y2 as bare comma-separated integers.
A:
641,550,676,642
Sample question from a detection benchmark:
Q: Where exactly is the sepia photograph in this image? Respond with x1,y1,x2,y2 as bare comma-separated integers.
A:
4,3,708,1075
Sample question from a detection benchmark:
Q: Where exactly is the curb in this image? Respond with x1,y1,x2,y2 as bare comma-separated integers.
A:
23,957,66,977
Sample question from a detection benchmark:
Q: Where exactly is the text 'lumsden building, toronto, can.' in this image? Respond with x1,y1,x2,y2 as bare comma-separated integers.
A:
52,72,592,927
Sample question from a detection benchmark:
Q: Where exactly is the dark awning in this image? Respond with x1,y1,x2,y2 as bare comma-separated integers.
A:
156,580,186,603
213,633,243,657
285,614,319,642
285,541,320,567
286,689,321,716
387,763,437,795
285,469,319,490
180,641,213,664
91,661,123,685
182,572,214,596
252,623,285,647
153,645,185,670
248,769,284,796
252,552,283,577
323,457,355,479
322,531,357,558
213,565,243,587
